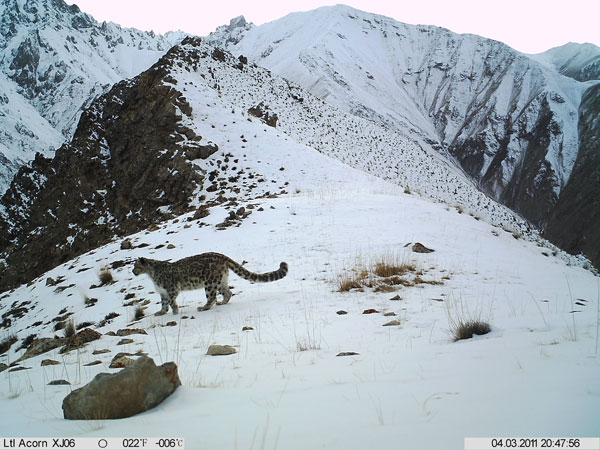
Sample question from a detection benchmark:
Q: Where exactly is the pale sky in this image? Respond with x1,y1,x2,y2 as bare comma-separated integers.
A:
66,0,599,54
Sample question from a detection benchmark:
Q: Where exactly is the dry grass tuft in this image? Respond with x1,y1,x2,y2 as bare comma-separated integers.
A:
335,252,444,293
134,305,145,321
63,318,76,338
374,260,416,278
446,298,492,342
0,335,17,355
337,268,368,292
99,267,114,285
452,320,491,341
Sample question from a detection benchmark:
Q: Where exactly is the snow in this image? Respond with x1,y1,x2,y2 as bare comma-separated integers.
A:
207,4,594,201
0,8,598,448
1,181,598,448
1,63,599,447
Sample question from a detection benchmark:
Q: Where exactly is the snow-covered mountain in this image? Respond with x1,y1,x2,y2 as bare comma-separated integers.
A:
0,0,183,193
538,42,600,82
2,37,546,292
1,2,598,267
1,37,599,450
206,5,600,267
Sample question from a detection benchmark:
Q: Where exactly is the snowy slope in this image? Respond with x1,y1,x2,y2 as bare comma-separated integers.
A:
0,70,63,194
206,5,596,230
0,0,183,193
2,36,552,297
175,40,534,235
1,117,598,448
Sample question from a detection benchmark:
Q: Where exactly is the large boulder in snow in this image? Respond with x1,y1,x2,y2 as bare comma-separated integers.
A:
62,356,181,420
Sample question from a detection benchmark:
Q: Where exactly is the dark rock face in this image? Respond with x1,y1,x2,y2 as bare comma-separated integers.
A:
498,97,561,228
545,84,600,269
248,102,278,127
449,94,563,231
62,356,181,420
0,39,217,291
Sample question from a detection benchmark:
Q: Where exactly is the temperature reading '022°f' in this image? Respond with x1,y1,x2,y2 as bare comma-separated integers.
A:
120,438,184,449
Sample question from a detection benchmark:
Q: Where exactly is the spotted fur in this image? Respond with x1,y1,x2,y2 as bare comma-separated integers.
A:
132,252,288,315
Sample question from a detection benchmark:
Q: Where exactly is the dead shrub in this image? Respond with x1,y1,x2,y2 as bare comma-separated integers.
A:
134,305,145,321
99,267,114,285
446,299,492,342
452,320,491,341
64,318,76,338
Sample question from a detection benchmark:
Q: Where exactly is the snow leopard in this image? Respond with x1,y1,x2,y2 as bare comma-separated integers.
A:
132,252,288,315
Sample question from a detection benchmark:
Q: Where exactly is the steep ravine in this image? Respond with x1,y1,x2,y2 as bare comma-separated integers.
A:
545,83,600,268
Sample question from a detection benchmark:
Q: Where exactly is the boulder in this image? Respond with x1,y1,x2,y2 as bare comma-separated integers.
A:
41,359,61,366
16,337,65,362
63,356,180,420
206,344,236,356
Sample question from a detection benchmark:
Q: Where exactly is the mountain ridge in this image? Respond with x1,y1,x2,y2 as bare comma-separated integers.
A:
206,4,600,268
0,2,598,274
3,35,565,291
0,0,183,194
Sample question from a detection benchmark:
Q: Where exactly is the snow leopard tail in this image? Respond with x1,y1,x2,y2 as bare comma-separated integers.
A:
227,258,288,282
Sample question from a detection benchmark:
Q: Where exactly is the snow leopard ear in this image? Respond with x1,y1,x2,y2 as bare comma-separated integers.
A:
138,257,147,264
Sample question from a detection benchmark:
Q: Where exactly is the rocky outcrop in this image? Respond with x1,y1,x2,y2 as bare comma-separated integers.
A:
0,38,217,291
15,328,102,362
248,102,278,127
0,0,182,194
449,94,564,229
545,84,600,268
62,356,181,420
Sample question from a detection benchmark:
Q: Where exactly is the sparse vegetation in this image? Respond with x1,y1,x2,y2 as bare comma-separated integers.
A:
134,306,145,321
446,298,492,342
0,334,17,355
99,266,114,285
451,319,491,341
17,334,36,352
97,311,120,328
64,318,76,338
337,269,368,292
82,292,98,307
336,252,443,293
373,258,416,278
105,312,119,321
76,321,95,330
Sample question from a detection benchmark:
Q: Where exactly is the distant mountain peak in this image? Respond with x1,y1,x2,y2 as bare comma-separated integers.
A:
228,15,247,30
539,42,600,82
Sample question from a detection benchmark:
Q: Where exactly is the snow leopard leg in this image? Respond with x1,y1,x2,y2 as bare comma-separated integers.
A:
198,282,218,311
156,294,170,316
217,273,232,305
